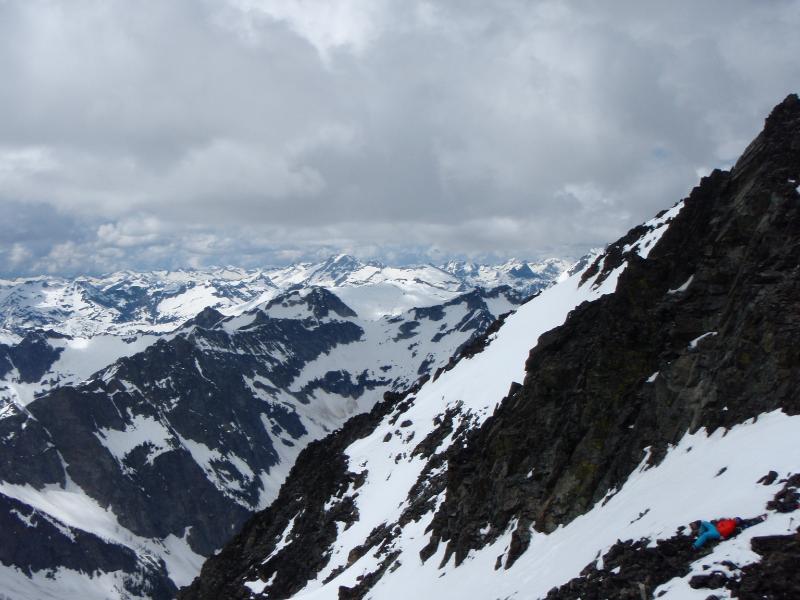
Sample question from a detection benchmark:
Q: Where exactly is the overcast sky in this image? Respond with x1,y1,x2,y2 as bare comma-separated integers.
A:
1,0,799,275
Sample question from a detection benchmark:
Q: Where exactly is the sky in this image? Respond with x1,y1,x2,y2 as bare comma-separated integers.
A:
1,0,799,276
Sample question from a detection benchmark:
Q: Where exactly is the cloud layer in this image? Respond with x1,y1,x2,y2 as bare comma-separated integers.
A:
2,0,799,275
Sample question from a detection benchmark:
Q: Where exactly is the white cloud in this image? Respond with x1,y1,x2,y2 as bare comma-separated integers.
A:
8,243,33,267
227,0,389,60
0,0,799,275
0,145,58,186
96,217,165,248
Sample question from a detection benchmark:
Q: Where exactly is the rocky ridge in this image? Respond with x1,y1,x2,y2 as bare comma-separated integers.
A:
180,94,800,600
429,94,800,568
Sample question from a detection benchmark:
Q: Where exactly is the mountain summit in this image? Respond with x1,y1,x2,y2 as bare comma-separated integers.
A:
181,95,800,600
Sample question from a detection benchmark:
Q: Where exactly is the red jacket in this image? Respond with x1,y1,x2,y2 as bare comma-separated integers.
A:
716,518,738,538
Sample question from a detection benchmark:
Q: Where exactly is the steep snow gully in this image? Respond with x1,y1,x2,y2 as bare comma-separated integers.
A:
183,95,800,600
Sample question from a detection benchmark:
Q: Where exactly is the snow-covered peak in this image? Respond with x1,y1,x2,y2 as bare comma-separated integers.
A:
0,256,571,338
440,257,573,293
259,287,358,321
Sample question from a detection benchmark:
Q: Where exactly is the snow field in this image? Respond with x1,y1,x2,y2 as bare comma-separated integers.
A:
1,333,160,409
0,564,147,600
0,476,204,589
357,411,800,600
96,414,173,466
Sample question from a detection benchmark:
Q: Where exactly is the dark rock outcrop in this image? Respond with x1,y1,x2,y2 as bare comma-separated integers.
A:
177,388,410,600
265,287,359,319
180,95,800,599
430,94,800,567
542,527,800,600
0,331,64,383
544,534,695,599
735,531,800,598
545,475,800,598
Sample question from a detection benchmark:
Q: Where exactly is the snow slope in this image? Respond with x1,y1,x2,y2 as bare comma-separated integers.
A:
250,250,629,598
0,333,159,407
327,411,800,600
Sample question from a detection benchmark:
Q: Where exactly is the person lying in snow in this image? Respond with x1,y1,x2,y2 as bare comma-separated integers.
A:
692,515,766,549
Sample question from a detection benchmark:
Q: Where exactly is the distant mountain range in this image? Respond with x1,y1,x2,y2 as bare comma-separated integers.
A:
0,256,570,410
0,255,571,598
0,256,571,338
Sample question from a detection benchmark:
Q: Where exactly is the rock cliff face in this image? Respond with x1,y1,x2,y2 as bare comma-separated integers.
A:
180,95,800,600
430,94,800,567
0,330,65,384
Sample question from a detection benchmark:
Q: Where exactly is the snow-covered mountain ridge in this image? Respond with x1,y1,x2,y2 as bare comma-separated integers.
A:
0,281,528,598
0,256,567,421
0,256,569,338
181,95,800,600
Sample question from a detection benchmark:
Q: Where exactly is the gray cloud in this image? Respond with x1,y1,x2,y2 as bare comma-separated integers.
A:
1,0,799,275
